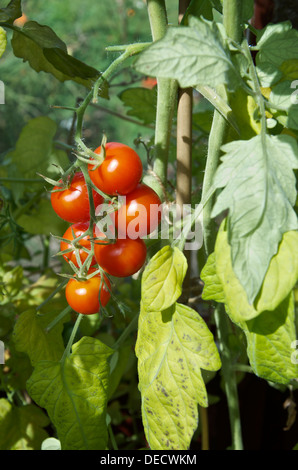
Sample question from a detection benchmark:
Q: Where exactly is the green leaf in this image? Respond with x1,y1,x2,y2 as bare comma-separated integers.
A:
9,21,108,93
136,302,221,450
255,231,298,312
256,62,283,88
13,308,68,365
279,59,298,81
0,0,21,24
182,0,215,23
201,237,298,385
270,81,298,130
243,293,298,385
256,22,298,68
119,87,157,125
228,87,261,139
6,116,60,179
200,252,225,303
108,345,131,399
0,26,7,57
141,245,188,312
208,228,298,322
196,84,240,134
0,398,50,450
241,0,254,22
17,197,67,235
27,336,113,450
135,16,239,90
211,134,298,304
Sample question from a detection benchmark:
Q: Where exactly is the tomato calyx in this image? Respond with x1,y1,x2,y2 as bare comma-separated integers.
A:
38,163,81,192
88,134,107,171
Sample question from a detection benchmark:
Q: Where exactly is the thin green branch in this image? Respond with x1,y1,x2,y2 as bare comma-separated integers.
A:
214,304,243,450
60,314,83,364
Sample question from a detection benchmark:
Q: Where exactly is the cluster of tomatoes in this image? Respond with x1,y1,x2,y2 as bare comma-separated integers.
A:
50,142,162,315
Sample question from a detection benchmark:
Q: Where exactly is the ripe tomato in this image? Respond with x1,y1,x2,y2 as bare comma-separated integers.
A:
94,237,147,278
115,183,162,238
51,172,103,223
60,222,96,268
88,142,143,196
65,269,111,315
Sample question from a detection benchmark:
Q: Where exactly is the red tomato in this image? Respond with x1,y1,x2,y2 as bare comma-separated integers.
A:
94,237,147,278
65,269,111,315
115,183,162,238
60,222,96,268
88,142,143,196
51,172,103,223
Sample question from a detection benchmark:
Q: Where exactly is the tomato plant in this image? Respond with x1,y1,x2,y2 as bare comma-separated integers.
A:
88,141,143,196
51,172,103,223
94,237,147,278
0,0,298,454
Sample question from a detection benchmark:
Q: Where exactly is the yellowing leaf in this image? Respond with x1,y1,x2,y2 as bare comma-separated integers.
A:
279,59,298,81
136,302,221,450
228,87,261,139
243,293,298,385
141,245,188,312
214,229,298,322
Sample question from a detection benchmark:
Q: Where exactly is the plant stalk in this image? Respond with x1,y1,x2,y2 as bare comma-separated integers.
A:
144,0,178,199
60,313,83,364
214,304,243,450
200,0,244,451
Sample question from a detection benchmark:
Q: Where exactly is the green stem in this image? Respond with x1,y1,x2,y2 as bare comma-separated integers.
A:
74,43,149,159
60,313,83,364
242,40,267,138
80,164,96,224
143,0,178,198
13,189,44,220
36,279,68,312
222,0,243,43
200,0,244,451
45,305,72,332
112,313,139,350
146,0,168,41
214,305,243,450
201,86,228,257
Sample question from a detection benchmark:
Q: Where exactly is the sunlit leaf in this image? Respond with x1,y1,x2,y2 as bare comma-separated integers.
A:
136,302,221,450
0,398,49,450
135,16,239,90
13,308,68,365
211,134,298,303
27,337,112,450
243,293,298,385
9,20,108,93
141,245,188,312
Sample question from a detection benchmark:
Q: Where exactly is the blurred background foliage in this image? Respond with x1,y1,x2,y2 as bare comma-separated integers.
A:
0,0,184,153
1,0,152,152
